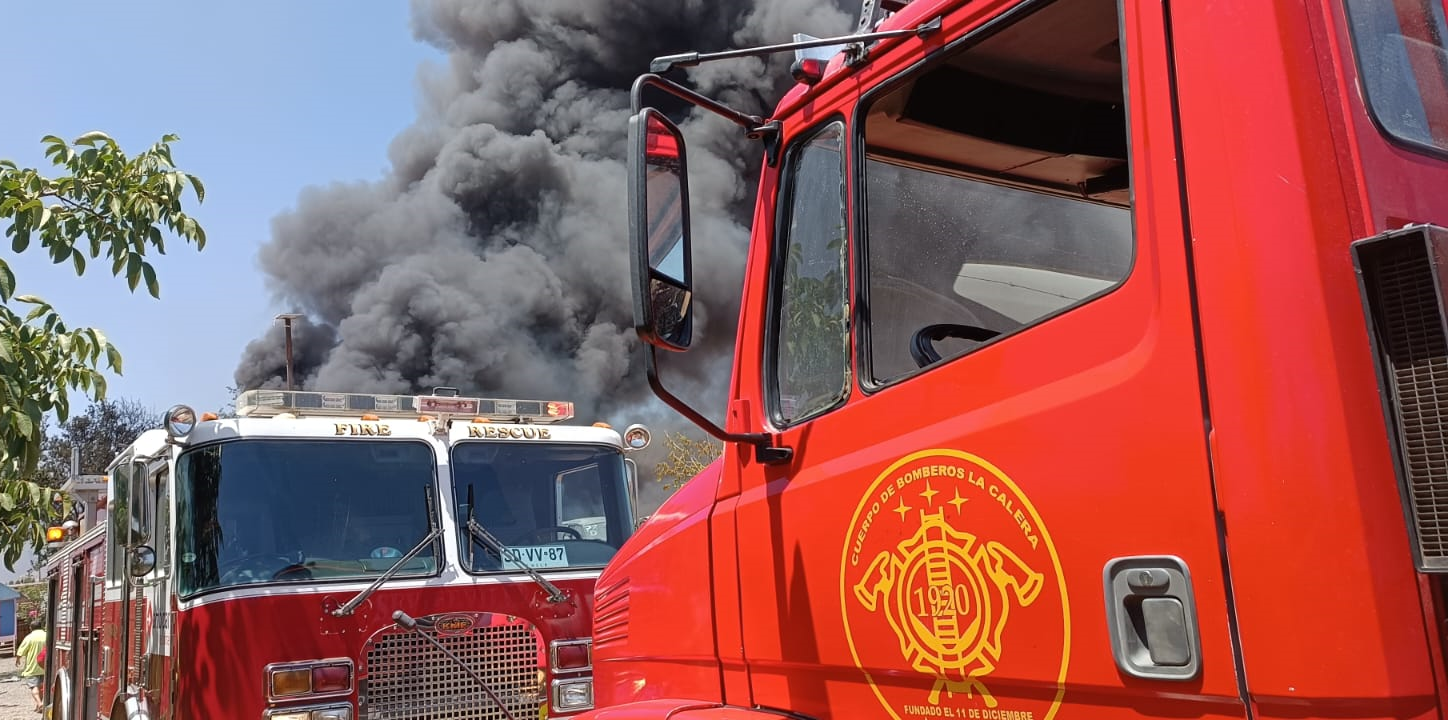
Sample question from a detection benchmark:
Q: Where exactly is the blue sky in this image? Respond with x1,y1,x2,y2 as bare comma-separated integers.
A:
0,0,443,417
0,1,444,579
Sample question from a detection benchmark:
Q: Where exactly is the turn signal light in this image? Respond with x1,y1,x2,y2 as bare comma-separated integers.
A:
266,659,354,701
550,639,592,670
270,668,311,698
311,664,350,693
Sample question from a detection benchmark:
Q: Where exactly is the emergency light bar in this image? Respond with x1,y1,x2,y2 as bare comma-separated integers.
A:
235,389,576,423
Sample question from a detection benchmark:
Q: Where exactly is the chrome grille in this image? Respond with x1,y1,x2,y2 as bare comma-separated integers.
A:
1355,224,1448,571
361,613,545,720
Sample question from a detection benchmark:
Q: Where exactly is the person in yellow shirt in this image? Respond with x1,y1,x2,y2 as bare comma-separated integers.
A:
15,615,46,713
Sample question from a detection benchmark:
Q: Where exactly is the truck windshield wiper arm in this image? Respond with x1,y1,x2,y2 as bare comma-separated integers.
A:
332,527,441,617
332,486,442,617
465,483,568,604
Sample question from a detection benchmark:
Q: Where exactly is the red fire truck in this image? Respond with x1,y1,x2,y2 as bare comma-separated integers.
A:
583,0,1448,718
39,388,651,720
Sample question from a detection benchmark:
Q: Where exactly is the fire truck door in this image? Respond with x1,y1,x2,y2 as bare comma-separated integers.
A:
102,458,148,706
725,0,1246,719
66,558,84,720
84,573,100,719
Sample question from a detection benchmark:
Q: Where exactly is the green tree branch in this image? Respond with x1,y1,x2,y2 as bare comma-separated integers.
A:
0,131,206,570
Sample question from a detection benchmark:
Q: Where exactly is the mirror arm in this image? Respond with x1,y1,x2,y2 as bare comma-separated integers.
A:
644,349,793,465
630,74,778,143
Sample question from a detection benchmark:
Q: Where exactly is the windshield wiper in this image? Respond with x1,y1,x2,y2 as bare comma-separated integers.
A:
332,487,441,617
465,483,568,604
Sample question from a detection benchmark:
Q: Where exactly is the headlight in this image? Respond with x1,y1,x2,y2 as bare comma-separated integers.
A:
264,705,352,720
552,678,593,712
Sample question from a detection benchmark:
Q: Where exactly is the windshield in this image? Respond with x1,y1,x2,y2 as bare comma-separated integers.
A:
176,439,439,598
452,442,633,573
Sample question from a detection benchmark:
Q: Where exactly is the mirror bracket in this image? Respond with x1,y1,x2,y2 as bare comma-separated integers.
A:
749,120,783,167
644,352,792,466
631,74,768,134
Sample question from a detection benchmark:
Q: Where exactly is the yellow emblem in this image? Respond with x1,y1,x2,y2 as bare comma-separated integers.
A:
841,450,1070,720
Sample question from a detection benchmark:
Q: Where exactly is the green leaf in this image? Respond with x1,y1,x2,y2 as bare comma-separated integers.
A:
0,492,13,512
71,248,86,275
125,254,142,291
188,174,206,203
10,410,33,440
75,130,110,147
141,262,159,298
105,343,123,374
0,259,13,302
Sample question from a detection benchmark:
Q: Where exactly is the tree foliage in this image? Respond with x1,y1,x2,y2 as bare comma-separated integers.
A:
0,132,205,570
217,384,241,419
34,397,157,487
653,430,723,491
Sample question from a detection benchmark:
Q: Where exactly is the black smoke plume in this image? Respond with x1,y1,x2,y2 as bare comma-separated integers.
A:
236,0,853,422
234,0,855,507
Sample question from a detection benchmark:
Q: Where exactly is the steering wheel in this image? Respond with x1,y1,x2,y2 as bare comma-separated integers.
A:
910,323,1001,368
217,553,303,585
272,563,314,581
511,526,584,544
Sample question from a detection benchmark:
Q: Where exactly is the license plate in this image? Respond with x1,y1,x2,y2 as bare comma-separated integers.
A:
502,545,569,569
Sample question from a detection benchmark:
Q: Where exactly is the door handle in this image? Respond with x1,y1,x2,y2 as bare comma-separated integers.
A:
1103,555,1202,680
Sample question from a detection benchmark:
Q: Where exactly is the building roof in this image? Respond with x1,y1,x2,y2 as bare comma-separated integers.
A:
0,585,19,602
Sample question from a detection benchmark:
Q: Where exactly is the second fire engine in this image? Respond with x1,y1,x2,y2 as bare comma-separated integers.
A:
40,388,650,720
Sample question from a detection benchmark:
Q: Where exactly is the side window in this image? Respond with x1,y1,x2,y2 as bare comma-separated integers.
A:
106,463,132,584
154,468,171,574
859,0,1134,385
556,465,607,541
1343,0,1448,153
770,121,850,425
130,463,151,548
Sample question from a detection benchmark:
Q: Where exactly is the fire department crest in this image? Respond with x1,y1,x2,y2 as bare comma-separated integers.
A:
840,450,1069,720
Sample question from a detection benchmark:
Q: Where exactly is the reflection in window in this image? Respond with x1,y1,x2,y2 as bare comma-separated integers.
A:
865,163,1132,383
1344,0,1448,151
106,463,133,585
772,122,850,424
453,442,633,573
176,439,438,597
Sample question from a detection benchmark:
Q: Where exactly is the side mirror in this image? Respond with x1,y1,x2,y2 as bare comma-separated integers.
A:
128,545,157,578
622,424,651,451
628,108,694,351
163,404,197,439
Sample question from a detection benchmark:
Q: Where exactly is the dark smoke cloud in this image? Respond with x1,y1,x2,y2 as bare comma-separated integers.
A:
236,0,854,507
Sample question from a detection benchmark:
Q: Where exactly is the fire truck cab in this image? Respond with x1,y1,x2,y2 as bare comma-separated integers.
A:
41,389,651,720
588,0,1448,718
